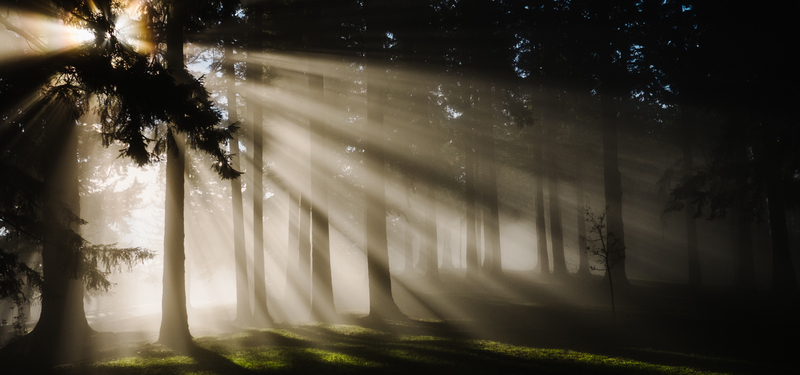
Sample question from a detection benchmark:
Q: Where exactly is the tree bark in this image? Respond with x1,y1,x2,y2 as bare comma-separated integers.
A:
481,88,502,276
575,150,590,276
402,176,415,274
533,130,549,277
29,119,92,364
297,193,312,319
425,184,439,281
158,1,191,350
465,129,479,280
365,59,403,319
248,40,270,325
547,143,567,276
404,214,414,273
308,71,335,321
600,92,629,288
224,41,251,324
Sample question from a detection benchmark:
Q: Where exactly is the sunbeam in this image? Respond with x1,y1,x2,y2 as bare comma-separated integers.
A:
2,2,798,374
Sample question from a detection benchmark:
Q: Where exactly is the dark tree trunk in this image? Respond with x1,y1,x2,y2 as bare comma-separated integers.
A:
575,150,590,276
308,71,335,321
533,131,549,277
159,129,191,349
402,175,415,274
297,192,312,319
482,154,502,276
762,126,798,297
600,92,629,288
682,129,702,287
425,184,439,281
248,44,270,326
404,214,414,273
481,88,502,276
286,188,300,310
441,224,454,270
547,146,567,277
465,130,479,280
28,120,92,364
365,60,403,319
476,157,486,271
158,1,191,350
224,41,251,324
734,207,755,289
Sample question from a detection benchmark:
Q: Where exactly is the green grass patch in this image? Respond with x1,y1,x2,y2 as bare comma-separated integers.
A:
41,324,741,374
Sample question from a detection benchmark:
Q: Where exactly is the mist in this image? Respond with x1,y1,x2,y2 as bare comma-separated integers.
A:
1,1,798,373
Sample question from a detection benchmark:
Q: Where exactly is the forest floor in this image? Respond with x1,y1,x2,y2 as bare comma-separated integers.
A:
2,271,798,374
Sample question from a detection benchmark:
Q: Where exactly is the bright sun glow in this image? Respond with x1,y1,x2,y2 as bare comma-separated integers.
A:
0,2,151,59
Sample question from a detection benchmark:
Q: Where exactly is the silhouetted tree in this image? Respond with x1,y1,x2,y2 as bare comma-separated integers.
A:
582,206,625,323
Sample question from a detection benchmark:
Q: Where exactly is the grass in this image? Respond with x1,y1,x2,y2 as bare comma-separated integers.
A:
35,324,741,375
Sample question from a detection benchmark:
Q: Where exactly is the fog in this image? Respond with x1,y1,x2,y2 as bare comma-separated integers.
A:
1,1,798,372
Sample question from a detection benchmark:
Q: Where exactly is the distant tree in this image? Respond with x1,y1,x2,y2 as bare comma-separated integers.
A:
532,125,549,277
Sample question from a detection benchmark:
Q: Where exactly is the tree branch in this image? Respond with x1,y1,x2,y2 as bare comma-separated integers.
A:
0,13,48,52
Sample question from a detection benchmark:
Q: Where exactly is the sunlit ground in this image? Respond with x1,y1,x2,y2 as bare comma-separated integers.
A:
46,325,741,375
8,313,791,375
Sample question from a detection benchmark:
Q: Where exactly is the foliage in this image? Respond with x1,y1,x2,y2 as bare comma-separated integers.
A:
663,121,799,222
0,250,42,306
12,311,28,337
82,244,155,292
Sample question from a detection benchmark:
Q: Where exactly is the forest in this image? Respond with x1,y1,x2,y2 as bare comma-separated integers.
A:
0,0,798,374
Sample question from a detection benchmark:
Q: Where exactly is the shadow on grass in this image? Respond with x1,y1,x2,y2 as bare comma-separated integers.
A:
2,321,796,375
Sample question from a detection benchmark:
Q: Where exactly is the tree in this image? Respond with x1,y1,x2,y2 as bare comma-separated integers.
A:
0,0,235,361
581,206,626,323
243,2,271,326
532,126,549,277
363,0,404,319
222,21,250,324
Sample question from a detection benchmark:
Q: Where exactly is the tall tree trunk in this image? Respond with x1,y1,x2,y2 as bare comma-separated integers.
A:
30,119,92,364
308,71,335,321
225,41,251,324
481,87,502,276
286,188,300,310
248,41,270,325
465,130,479,280
297,193,312,319
481,140,502,276
365,59,403,319
548,145,567,277
533,131,549,277
441,224,454,270
476,157,486,271
682,128,702,287
159,1,191,350
404,214,414,273
425,184,439,281
160,129,191,349
600,92,629,288
734,207,755,289
575,149,590,276
762,125,798,297
402,176,415,274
